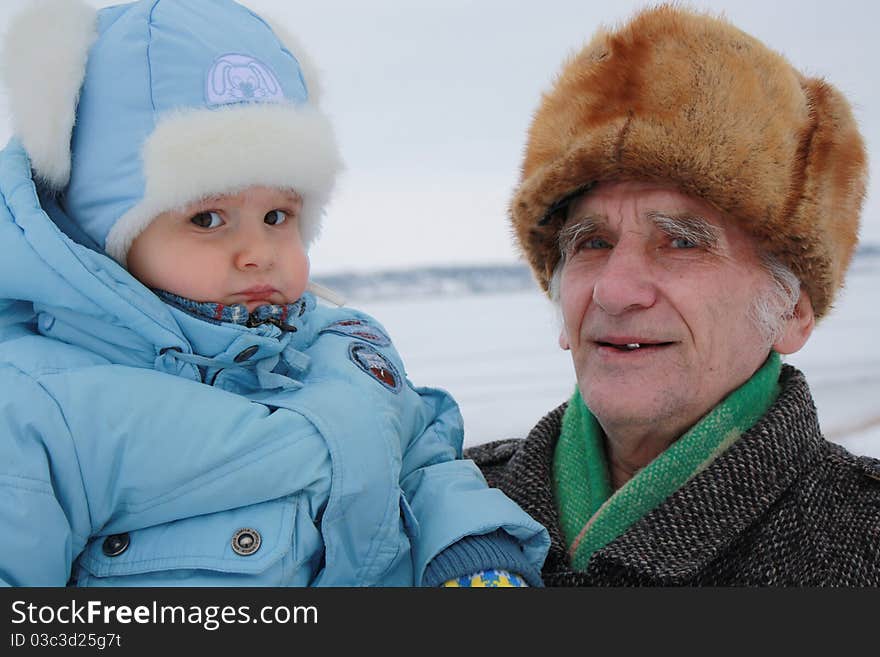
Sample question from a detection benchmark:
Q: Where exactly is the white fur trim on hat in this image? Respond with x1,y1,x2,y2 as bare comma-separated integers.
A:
105,102,343,264
0,0,97,188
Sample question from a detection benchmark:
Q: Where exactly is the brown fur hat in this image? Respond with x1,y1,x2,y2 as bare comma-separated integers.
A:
512,4,867,319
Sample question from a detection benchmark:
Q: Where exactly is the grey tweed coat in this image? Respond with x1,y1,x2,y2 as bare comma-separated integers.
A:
465,365,880,585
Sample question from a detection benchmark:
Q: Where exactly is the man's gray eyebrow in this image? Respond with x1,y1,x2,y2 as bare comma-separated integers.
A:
557,215,604,256
648,211,721,245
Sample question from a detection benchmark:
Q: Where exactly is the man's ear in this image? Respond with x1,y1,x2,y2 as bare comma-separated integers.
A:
773,291,815,355
559,326,571,350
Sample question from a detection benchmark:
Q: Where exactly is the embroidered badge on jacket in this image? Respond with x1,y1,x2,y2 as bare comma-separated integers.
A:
348,342,401,392
320,319,391,346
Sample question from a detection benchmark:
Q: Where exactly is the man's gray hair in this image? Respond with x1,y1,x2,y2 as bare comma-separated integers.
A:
749,253,801,348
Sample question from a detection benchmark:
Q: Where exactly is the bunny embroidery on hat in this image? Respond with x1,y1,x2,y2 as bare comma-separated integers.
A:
206,53,286,106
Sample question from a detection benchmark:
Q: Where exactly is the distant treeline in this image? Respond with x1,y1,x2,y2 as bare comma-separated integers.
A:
312,263,536,301
858,243,880,257
314,243,880,302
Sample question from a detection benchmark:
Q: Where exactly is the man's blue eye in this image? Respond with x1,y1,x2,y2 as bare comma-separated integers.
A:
265,210,287,225
191,211,223,228
671,237,697,248
579,237,612,250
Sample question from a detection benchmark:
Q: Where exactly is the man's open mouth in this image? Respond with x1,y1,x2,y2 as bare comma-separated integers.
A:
596,341,674,352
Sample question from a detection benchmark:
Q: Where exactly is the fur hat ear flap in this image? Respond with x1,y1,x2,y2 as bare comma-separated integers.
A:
0,0,98,189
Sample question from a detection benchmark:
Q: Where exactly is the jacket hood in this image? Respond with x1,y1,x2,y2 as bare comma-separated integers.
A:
1,141,178,361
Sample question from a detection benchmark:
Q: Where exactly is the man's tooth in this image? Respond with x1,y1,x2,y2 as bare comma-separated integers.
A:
626,343,640,350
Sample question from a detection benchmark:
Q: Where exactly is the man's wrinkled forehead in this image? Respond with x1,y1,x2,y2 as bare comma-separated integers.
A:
564,180,724,222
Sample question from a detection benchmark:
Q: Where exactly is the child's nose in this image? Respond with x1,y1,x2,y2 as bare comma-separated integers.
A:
234,225,275,270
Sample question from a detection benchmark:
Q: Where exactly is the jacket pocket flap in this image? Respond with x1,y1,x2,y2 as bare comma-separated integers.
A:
78,497,296,577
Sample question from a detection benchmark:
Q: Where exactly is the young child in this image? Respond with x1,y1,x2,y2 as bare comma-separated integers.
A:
0,0,548,587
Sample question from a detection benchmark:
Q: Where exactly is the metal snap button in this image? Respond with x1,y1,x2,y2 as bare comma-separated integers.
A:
231,528,261,556
234,345,259,362
102,533,130,557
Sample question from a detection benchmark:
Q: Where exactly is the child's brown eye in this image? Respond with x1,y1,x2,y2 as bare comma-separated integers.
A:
265,210,287,225
191,211,224,228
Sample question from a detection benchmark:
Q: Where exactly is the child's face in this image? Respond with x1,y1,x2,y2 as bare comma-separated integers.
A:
127,186,309,311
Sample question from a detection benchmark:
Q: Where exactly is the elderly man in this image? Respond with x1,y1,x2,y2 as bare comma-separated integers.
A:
466,5,880,585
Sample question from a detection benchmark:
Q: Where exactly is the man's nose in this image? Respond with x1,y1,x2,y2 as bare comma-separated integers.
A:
591,243,657,315
234,223,275,270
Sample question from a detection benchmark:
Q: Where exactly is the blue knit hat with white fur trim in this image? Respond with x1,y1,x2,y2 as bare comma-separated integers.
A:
1,0,341,265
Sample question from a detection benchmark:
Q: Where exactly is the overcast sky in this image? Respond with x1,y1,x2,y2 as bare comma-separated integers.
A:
1,0,877,275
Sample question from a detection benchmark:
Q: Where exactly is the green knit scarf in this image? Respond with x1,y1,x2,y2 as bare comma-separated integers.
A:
553,352,782,571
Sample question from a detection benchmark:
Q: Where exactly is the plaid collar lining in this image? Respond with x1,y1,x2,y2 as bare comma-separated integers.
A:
154,289,307,332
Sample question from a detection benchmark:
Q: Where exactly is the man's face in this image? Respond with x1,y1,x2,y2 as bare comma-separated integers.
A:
557,180,794,438
127,186,309,311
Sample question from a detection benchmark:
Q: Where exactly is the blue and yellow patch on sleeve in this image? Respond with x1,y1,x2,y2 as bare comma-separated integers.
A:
441,569,529,587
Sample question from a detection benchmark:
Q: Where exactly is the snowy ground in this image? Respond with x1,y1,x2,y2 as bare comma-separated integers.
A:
352,259,880,457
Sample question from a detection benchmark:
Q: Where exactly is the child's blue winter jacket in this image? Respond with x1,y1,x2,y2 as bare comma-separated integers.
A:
0,142,549,586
